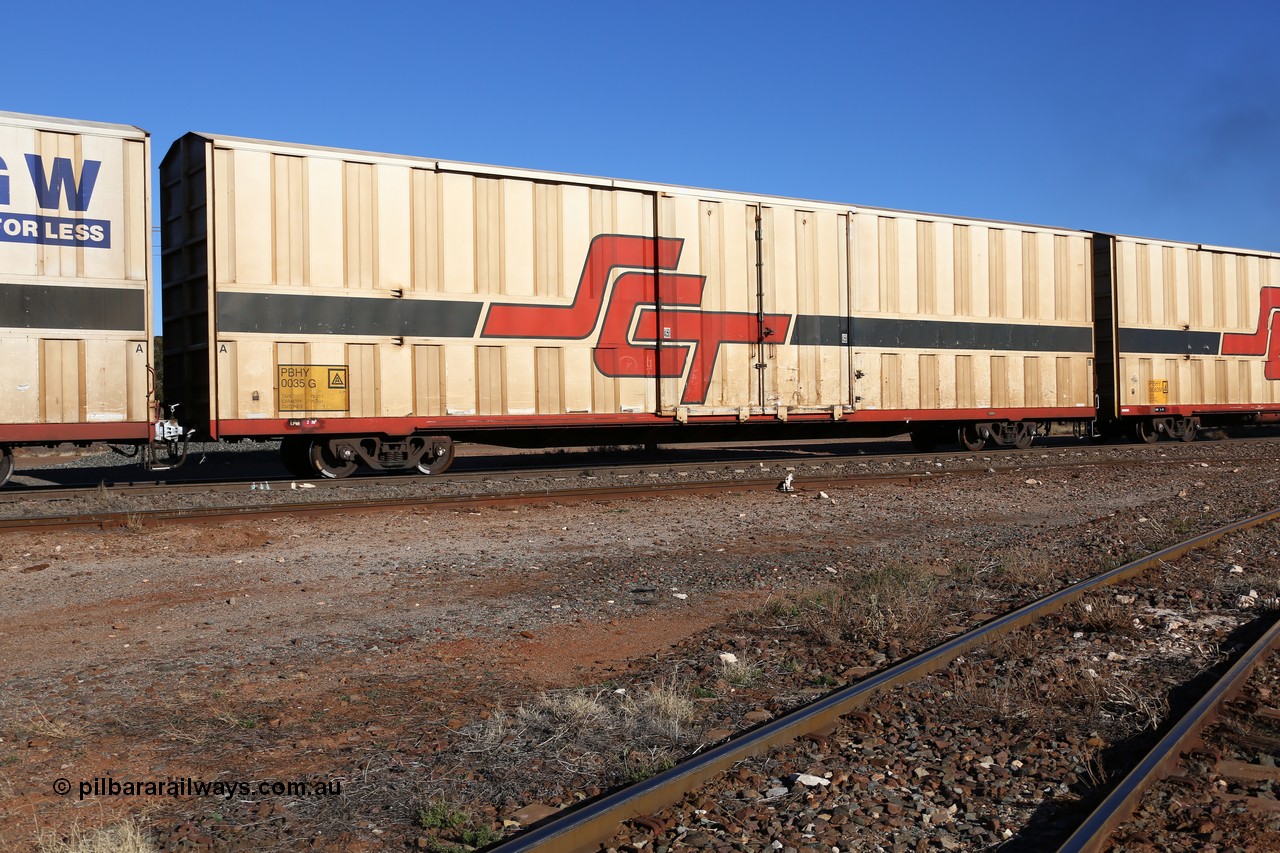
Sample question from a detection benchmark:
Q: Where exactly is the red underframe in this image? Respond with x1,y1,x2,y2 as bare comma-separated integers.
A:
212,407,1098,439
0,422,150,444
1119,404,1280,417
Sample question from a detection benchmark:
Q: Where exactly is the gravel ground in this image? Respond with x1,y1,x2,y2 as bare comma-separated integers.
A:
1,438,1279,851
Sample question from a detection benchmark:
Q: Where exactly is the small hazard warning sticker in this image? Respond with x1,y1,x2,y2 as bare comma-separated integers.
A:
278,365,349,412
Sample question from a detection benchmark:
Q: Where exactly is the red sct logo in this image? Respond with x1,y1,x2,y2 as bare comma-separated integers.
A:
481,235,790,404
1222,287,1280,379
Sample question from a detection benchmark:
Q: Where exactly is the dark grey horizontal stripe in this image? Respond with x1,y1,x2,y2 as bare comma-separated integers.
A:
1117,327,1222,355
0,283,145,332
790,315,1093,353
217,292,484,337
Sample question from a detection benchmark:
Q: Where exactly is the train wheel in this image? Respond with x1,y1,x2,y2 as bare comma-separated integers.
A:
0,446,13,488
415,438,455,475
1013,423,1035,450
308,440,357,479
279,437,314,478
1131,419,1160,444
1172,418,1198,443
957,424,986,452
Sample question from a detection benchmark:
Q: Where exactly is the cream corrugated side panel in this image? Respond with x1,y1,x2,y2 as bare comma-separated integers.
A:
413,345,444,416
896,217,919,314
40,339,80,422
379,344,412,416
235,341,275,417
80,134,126,282
956,355,975,408
410,169,439,293
36,131,70,278
231,149,272,285
443,345,476,415
718,201,753,406
1021,233,1042,321
533,184,560,298
985,228,1005,318
1166,245,1186,326
695,199,726,405
475,177,501,295
501,179,536,298
128,340,147,421
1195,250,1216,326
1188,248,1206,326
1055,358,1073,407
1148,243,1167,326
793,208,820,408
1023,357,1042,407
977,350,998,404
879,353,902,409
1034,231,1056,322
0,339,37,420
536,348,563,414
1002,228,1024,320
919,355,939,409
933,220,956,318
441,172,476,294
877,217,899,313
272,154,305,286
563,347,592,413
0,123,36,276
1116,240,1137,325
215,341,237,420
990,356,1009,408
82,339,125,422
813,208,845,405
592,368,617,415
306,156,344,288
913,220,933,315
505,345,536,414
1223,253,1242,330
560,185,591,303
657,195,700,410
475,347,504,416
851,212,879,314
767,205,799,407
968,224,990,319
346,344,377,417
344,162,375,289
376,163,411,292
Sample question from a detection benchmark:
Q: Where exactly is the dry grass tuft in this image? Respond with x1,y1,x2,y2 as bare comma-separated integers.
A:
36,817,158,853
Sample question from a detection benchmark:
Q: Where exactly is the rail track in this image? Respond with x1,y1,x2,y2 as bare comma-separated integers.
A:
1061,617,1280,851
0,437,1269,530
482,508,1280,853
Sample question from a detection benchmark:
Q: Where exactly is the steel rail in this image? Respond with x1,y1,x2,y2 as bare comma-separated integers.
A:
488,507,1280,853
1057,615,1280,853
0,469,972,531
0,438,1254,503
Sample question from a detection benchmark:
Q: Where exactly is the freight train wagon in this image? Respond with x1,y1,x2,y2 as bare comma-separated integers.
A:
0,111,176,488
1093,233,1280,442
160,132,1098,479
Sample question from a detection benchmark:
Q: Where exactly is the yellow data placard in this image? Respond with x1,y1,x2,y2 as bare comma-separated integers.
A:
1147,379,1169,405
278,365,349,412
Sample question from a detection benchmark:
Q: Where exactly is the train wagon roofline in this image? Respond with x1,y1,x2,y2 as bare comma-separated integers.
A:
173,130,1091,238
0,110,147,139
1092,230,1280,260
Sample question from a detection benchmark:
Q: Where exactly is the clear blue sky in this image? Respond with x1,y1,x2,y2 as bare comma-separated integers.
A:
7,1,1278,282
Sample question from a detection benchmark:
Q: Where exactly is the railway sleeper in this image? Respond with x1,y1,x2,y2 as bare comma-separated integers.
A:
280,435,454,479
